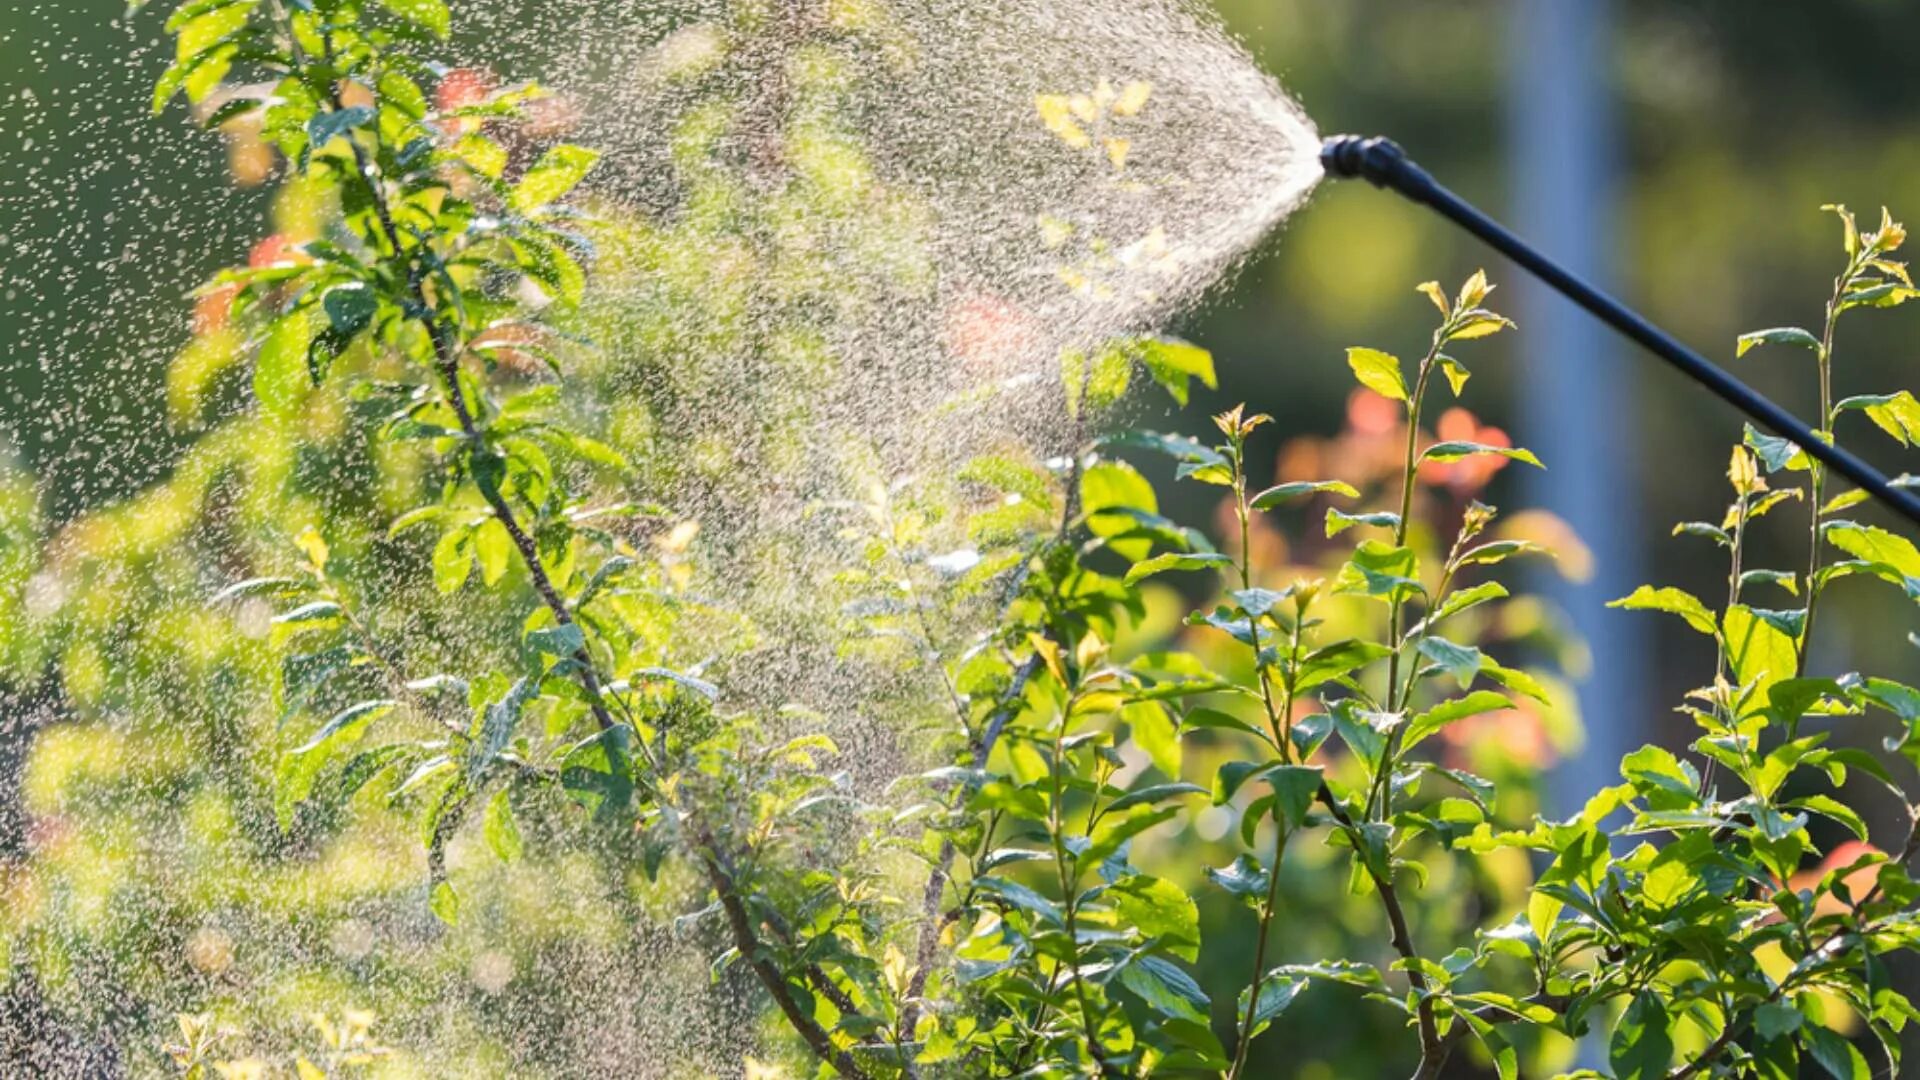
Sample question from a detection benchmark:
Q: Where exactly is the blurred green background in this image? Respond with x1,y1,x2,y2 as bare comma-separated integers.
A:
7,0,1920,1074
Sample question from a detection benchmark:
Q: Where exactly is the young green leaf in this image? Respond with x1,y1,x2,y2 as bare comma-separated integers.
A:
1836,391,1920,447
509,145,601,213
1346,346,1408,402
1123,551,1233,585
1607,585,1717,636
255,310,314,414
1250,480,1358,510
1735,326,1821,358
1404,691,1511,750
1421,441,1544,469
377,0,450,36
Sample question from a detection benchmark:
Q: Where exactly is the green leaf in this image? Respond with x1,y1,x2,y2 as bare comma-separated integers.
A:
1274,960,1384,990
429,881,460,925
1421,441,1544,469
1125,700,1180,778
482,787,523,861
255,310,314,414
1456,538,1550,568
1293,639,1392,693
1753,1001,1804,1042
1180,707,1264,738
1082,805,1179,868
1267,765,1322,830
509,145,601,213
1608,991,1674,1079
1109,875,1200,961
1404,691,1511,750
527,622,586,657
431,526,472,594
1842,282,1920,311
276,700,397,827
1608,585,1718,635
1325,507,1401,537
307,105,374,149
1672,520,1732,546
1724,604,1799,711
1213,761,1277,805
1437,354,1470,396
152,38,239,113
1825,521,1920,579
1333,541,1420,601
1414,581,1508,631
1123,551,1233,585
1749,606,1807,639
1790,794,1869,842
1736,326,1821,357
1086,342,1132,408
1744,424,1810,473
1083,460,1164,561
321,283,377,336
1129,338,1217,406
1118,954,1210,1025
1417,637,1482,689
376,0,449,36
1206,854,1266,897
1236,975,1303,1040
1806,1022,1872,1080
1741,569,1799,597
1346,346,1408,402
470,674,538,781
1837,391,1920,447
1619,745,1699,810
1106,783,1208,813
1251,480,1358,510
211,576,313,604
473,518,513,586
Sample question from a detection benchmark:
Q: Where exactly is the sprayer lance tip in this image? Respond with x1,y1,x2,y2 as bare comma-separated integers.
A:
1319,134,1408,186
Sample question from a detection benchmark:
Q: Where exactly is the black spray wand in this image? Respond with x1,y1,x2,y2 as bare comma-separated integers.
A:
1320,134,1920,529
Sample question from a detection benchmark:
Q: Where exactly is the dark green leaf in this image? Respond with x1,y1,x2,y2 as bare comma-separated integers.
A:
1736,326,1821,357
1251,480,1358,510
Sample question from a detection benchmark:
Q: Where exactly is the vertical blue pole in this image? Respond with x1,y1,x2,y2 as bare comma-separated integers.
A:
1508,0,1645,814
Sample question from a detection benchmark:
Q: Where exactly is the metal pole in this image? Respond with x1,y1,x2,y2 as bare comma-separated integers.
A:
1319,133,1920,530
1508,0,1642,815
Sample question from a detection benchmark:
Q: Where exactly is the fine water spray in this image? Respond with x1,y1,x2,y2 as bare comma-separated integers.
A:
1319,133,1920,529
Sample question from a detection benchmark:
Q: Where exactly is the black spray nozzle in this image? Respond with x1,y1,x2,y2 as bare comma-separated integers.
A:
1319,134,1404,184
1316,132,1920,529
1320,134,1438,204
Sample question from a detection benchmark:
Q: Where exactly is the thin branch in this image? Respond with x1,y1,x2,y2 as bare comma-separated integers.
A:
1315,783,1448,1078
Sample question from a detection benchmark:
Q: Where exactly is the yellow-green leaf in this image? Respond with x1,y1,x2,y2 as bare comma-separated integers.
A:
254,310,313,416
1608,586,1716,635
1346,346,1407,402
377,0,449,36
509,145,601,213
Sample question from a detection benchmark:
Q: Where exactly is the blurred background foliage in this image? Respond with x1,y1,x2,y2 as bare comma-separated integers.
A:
5,0,1920,1076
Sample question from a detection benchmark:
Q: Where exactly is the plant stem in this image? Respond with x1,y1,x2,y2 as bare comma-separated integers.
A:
297,15,621,735
1228,547,1304,1079
1228,818,1290,1080
1048,694,1112,1073
1315,785,1447,1078
698,839,874,1080
1371,340,1441,822
1383,340,1442,717
1231,438,1291,762
1798,274,1847,674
